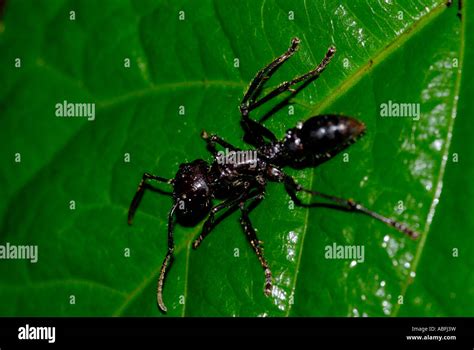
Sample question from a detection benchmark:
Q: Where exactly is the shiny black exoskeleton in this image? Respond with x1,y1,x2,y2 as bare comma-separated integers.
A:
128,38,419,313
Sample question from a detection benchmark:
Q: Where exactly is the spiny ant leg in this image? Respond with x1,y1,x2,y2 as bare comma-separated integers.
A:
201,130,239,151
248,46,336,112
240,38,300,147
193,189,262,249
241,117,278,148
241,37,300,109
157,202,178,313
239,196,272,296
283,174,420,239
201,130,240,156
128,173,173,225
192,194,246,249
240,42,336,147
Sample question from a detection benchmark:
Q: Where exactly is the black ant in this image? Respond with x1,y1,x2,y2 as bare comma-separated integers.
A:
128,38,420,313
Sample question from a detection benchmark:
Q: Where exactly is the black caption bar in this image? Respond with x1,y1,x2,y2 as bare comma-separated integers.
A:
0,317,473,347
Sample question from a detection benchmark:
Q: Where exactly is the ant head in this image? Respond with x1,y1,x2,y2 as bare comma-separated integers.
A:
282,115,365,168
173,159,212,226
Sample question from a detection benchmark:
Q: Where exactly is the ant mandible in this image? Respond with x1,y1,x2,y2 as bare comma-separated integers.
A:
128,38,419,313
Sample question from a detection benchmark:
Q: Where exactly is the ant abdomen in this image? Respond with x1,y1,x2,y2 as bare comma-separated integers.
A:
281,115,366,168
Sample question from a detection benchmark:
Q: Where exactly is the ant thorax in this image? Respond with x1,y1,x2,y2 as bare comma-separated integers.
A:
215,148,258,169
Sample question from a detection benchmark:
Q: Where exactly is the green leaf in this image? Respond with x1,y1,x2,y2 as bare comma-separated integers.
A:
398,0,474,317
0,0,469,316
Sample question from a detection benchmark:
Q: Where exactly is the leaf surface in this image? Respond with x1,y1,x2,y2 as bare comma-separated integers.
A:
0,0,468,316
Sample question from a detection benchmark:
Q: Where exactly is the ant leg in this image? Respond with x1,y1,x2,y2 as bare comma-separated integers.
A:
128,173,173,225
193,189,261,249
283,174,420,239
240,117,278,148
239,196,272,296
240,38,301,147
201,130,240,156
192,194,246,249
241,37,300,110
157,202,178,313
248,46,336,112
